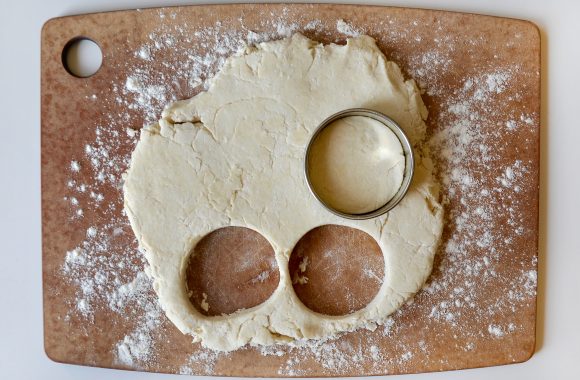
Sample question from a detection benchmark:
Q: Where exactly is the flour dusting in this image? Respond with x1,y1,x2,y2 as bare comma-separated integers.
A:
336,19,362,37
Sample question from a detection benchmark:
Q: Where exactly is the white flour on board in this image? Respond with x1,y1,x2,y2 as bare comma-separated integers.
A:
58,7,538,375
336,19,362,37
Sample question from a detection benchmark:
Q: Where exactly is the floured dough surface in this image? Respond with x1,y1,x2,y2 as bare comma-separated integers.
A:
308,115,405,214
123,33,443,352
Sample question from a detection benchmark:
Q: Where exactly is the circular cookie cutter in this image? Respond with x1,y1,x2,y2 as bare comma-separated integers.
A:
305,108,415,220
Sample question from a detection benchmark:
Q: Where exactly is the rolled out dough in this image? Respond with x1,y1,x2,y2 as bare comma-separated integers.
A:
123,33,444,352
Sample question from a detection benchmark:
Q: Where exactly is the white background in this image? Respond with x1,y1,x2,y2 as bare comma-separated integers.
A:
1,0,579,379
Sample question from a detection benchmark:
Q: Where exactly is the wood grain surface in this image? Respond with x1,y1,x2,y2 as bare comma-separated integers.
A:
41,3,540,377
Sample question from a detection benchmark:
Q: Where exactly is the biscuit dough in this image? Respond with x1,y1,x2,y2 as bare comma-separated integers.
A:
123,34,443,352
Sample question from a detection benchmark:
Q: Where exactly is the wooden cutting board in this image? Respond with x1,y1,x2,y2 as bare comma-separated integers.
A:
41,3,540,377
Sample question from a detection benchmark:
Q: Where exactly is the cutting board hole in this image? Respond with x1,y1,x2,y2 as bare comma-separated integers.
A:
289,225,384,316
186,227,280,316
62,37,103,78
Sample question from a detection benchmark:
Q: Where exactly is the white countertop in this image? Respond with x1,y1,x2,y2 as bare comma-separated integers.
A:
1,0,579,379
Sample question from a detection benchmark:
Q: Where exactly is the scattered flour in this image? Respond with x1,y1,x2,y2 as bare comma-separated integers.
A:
488,324,505,338
179,350,222,375
137,46,151,60
336,19,362,37
70,160,80,172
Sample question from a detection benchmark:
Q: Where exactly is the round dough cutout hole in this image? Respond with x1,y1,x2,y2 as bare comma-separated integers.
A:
186,227,280,316
288,225,384,316
62,37,103,78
